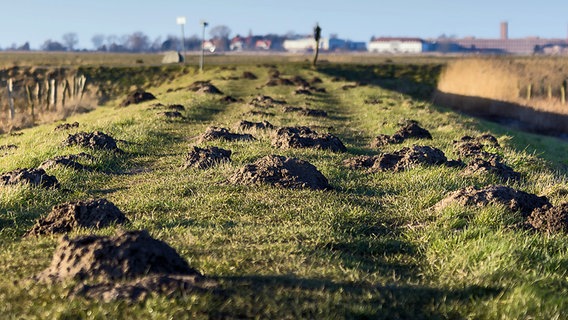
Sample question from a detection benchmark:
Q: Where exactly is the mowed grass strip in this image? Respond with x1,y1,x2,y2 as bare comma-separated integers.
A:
1,61,568,319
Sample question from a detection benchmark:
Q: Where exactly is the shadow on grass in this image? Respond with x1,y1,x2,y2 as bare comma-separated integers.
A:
211,274,501,319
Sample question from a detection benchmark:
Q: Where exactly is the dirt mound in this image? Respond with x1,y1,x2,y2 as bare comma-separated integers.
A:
371,121,432,147
54,122,79,131
120,89,156,107
37,230,199,282
294,88,312,95
72,274,214,302
220,95,241,103
345,146,447,172
229,155,331,190
158,111,185,119
454,135,500,158
291,75,309,86
310,77,323,84
243,110,274,117
265,77,294,86
25,199,128,237
1,168,59,188
282,106,328,117
237,120,274,130
250,95,286,108
436,185,551,216
464,157,520,181
199,127,255,142
188,81,223,94
272,126,347,152
528,203,568,234
242,71,258,80
38,153,94,171
167,104,185,111
183,146,231,169
0,144,17,156
63,131,122,152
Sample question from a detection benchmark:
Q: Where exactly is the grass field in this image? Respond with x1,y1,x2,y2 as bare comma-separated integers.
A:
1,57,568,319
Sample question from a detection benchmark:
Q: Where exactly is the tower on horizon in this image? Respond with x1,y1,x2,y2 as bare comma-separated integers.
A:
501,21,508,40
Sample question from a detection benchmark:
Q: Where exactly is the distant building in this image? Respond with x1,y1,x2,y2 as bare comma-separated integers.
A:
230,36,245,51
283,37,316,52
439,37,567,54
255,39,272,50
368,37,430,53
283,36,359,52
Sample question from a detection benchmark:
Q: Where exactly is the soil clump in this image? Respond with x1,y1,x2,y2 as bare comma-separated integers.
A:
272,126,346,152
188,81,223,94
464,157,520,181
39,153,94,171
158,111,184,119
25,199,128,237
344,145,448,172
435,185,551,216
221,95,242,103
63,131,122,152
454,135,500,159
183,146,232,169
54,122,79,131
371,121,432,147
1,168,59,188
250,95,286,108
237,120,274,130
120,89,156,107
282,106,328,117
242,71,258,80
229,155,331,190
528,203,568,234
199,127,254,142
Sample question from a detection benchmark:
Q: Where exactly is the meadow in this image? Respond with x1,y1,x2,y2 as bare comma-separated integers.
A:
1,53,568,319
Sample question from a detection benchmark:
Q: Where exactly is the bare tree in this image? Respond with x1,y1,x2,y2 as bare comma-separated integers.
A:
126,32,150,52
62,33,79,51
91,34,105,50
41,39,66,51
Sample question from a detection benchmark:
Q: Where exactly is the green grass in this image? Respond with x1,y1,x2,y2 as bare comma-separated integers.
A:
1,61,568,319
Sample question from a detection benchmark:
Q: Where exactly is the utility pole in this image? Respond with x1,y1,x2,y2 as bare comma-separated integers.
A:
176,16,187,63
200,20,208,72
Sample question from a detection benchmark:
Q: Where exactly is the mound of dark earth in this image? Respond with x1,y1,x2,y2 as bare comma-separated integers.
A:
1,168,59,188
265,77,294,86
250,95,286,108
167,104,185,111
188,81,223,94
158,111,184,119
242,71,258,79
183,146,231,169
39,153,94,171
344,145,447,172
243,110,274,117
37,230,200,282
120,89,156,107
291,75,309,86
435,185,551,216
229,155,331,190
54,122,79,131
72,273,215,302
528,203,568,234
371,121,432,147
310,77,323,84
63,131,122,152
0,144,17,155
464,157,520,181
272,126,346,152
25,199,128,237
237,120,274,130
454,134,500,158
282,106,328,117
199,127,254,142
220,95,241,103
294,87,312,95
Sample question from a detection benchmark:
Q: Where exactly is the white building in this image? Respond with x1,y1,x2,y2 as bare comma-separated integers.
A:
368,37,427,53
283,37,349,52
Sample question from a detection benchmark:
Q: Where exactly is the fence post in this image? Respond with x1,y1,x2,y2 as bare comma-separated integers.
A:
49,78,56,110
562,81,566,105
25,84,34,122
547,84,552,100
527,83,532,100
7,78,15,120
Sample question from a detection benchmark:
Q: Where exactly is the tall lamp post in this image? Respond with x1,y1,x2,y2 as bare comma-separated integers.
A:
200,20,208,72
176,16,187,63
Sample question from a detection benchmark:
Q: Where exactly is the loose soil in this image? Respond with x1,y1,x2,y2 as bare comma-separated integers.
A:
199,127,254,143
228,155,331,190
528,203,568,234
435,185,551,216
282,106,328,117
250,95,286,108
220,95,241,103
188,81,223,95
167,104,185,111
183,146,232,169
265,77,294,87
1,168,59,188
37,230,200,282
371,121,432,147
344,145,448,172
242,71,258,80
63,131,122,152
271,126,346,152
54,122,79,131
237,120,274,130
454,135,500,158
120,89,156,107
25,198,128,237
464,157,520,181
158,111,184,119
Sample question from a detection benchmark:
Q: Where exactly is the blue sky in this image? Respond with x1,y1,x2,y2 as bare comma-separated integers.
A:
2,0,567,49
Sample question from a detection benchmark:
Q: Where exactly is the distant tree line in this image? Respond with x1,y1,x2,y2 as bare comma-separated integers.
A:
0,25,294,53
